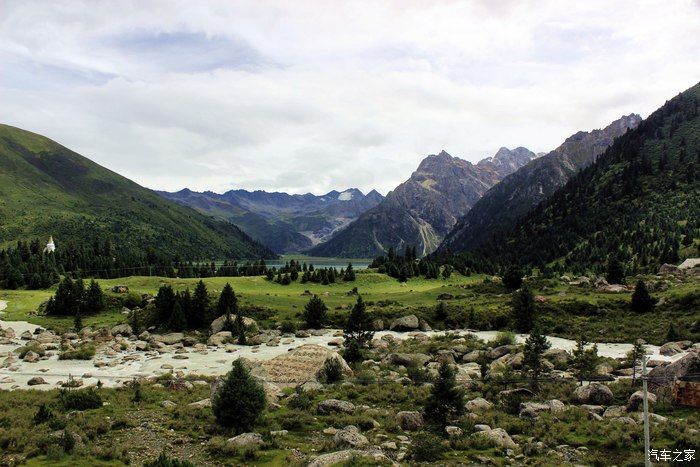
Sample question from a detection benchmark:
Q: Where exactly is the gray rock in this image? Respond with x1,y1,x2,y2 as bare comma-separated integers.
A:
396,411,424,431
308,450,388,467
659,342,683,356
23,350,40,363
27,376,47,386
210,314,257,334
387,353,430,367
490,344,516,360
110,324,133,336
333,426,368,448
627,390,656,411
389,315,420,331
152,333,184,345
474,427,517,449
473,424,491,432
317,399,355,414
227,432,264,449
648,350,700,393
466,397,493,411
572,383,614,405
445,426,463,437
603,405,627,418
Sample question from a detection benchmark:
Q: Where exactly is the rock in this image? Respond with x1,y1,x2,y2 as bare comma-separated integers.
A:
256,344,352,384
152,333,184,345
628,390,657,411
333,426,368,448
466,397,493,411
110,324,133,336
27,376,47,386
600,284,628,293
648,350,700,393
473,424,491,432
462,350,483,363
436,350,456,365
317,399,355,415
20,330,33,340
207,331,232,346
658,263,681,275
659,342,683,356
161,400,177,408
308,450,388,467
445,426,463,437
389,315,420,331
474,428,517,449
187,398,211,409
518,400,564,418
23,350,40,362
572,383,614,405
381,441,398,450
227,432,264,449
138,331,150,340
387,353,430,367
490,345,516,360
396,411,424,431
580,404,605,415
210,314,256,334
603,406,627,418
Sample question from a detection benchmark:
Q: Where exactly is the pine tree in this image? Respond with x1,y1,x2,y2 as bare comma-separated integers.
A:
571,336,600,385
343,262,356,281
523,324,551,391
342,296,374,363
502,265,523,290
84,279,105,312
73,309,83,332
625,339,646,384
217,283,237,317
511,285,536,332
190,280,209,329
235,312,246,345
424,362,465,431
303,295,328,329
169,301,186,331
605,256,625,284
212,360,266,433
155,285,177,325
631,280,654,313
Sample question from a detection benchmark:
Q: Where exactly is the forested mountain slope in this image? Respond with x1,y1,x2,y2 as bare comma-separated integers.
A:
468,83,700,274
0,124,275,260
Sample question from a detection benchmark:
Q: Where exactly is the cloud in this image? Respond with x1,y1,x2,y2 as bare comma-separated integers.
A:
0,0,699,195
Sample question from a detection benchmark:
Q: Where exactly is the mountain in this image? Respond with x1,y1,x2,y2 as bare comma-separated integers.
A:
466,82,700,272
158,187,384,253
0,124,276,259
306,147,538,258
438,114,642,254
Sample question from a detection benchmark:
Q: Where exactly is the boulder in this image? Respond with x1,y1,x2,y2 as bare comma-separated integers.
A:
658,263,681,275
396,411,424,431
387,353,430,367
333,426,368,448
445,426,463,437
628,390,657,411
580,404,605,415
210,314,257,334
27,376,47,386
161,400,177,408
207,331,232,346
227,432,264,449
23,350,40,363
187,398,211,409
308,450,388,467
462,350,483,363
466,397,493,411
152,333,184,345
389,315,420,331
317,399,355,415
602,406,627,418
489,345,516,360
474,427,517,449
110,324,133,336
257,344,352,384
572,383,614,405
659,342,683,356
648,350,700,393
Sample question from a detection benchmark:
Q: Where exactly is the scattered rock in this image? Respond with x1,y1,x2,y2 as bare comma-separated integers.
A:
152,333,184,345
210,314,256,334
188,398,211,409
333,426,368,448
389,315,420,331
308,450,388,467
572,383,614,405
227,432,264,449
474,427,517,449
161,400,177,408
317,399,355,415
110,324,133,336
27,376,47,386
445,426,463,437
628,390,657,411
466,397,493,411
659,342,683,356
396,411,424,431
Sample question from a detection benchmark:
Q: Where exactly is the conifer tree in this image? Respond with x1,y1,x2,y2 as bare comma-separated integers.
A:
342,296,374,362
631,280,654,313
190,280,209,328
605,256,625,284
303,295,328,329
84,279,105,312
217,283,237,317
625,339,646,384
212,360,266,433
235,311,246,345
523,324,551,391
169,301,186,331
571,336,600,385
511,285,535,332
424,362,465,431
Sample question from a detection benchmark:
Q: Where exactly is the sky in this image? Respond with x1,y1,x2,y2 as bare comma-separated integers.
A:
1,1,699,195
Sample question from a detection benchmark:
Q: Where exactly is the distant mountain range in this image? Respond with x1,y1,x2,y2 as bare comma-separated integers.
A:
438,114,643,254
158,187,384,253
462,82,699,272
0,124,275,259
306,147,539,258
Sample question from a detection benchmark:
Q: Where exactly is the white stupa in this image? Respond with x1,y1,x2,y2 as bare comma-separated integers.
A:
44,236,55,253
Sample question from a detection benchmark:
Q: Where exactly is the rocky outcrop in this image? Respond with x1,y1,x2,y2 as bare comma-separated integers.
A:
648,350,700,393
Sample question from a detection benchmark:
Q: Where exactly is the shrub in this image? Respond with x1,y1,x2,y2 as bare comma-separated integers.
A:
490,331,516,347
212,360,266,433
318,357,343,383
280,320,296,334
59,388,103,410
33,403,54,425
502,266,524,290
410,432,444,461
123,291,143,309
17,342,45,358
144,452,196,467
59,344,96,360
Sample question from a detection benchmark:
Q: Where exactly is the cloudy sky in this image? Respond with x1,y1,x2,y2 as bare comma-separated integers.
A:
1,1,699,195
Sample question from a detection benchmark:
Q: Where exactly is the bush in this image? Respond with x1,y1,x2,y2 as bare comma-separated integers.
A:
502,266,524,290
17,342,46,358
144,452,196,467
490,331,516,347
59,344,96,360
280,320,296,334
33,403,54,425
410,432,444,461
59,388,103,410
212,360,266,433
123,291,143,309
318,357,343,383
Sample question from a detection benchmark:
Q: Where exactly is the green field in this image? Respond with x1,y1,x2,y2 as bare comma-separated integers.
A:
1,270,698,344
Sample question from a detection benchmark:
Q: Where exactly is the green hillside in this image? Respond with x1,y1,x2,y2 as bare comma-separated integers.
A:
0,124,276,260
471,82,700,274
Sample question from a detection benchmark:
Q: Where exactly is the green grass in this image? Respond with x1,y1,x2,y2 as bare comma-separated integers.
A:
2,270,698,344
